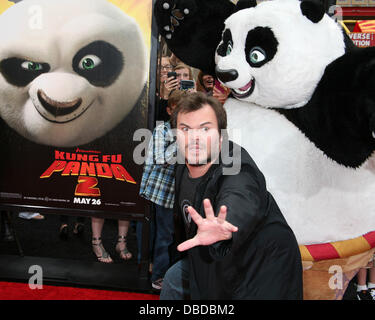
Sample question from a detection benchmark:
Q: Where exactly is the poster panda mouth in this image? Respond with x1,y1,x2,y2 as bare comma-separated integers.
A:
34,89,94,124
232,77,255,99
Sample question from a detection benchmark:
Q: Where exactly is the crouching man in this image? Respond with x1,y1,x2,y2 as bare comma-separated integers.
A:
161,92,303,300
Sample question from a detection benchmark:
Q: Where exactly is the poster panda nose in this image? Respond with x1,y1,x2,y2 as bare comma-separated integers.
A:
215,67,238,83
37,89,82,117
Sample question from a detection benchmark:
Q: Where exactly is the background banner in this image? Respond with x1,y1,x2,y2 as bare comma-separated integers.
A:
0,0,154,219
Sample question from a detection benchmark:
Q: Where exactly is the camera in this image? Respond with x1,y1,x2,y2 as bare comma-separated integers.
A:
180,80,195,91
167,71,177,79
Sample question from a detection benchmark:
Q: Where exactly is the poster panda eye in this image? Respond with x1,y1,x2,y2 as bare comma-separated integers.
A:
21,61,43,71
226,42,233,56
249,47,266,64
73,41,123,87
0,57,50,87
79,55,102,70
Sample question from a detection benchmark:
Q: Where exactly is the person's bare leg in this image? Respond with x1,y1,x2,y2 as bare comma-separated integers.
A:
91,217,112,263
116,219,132,260
368,267,375,293
369,266,375,283
357,268,367,285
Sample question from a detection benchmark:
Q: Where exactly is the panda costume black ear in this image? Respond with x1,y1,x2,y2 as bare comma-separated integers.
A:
234,0,257,13
300,0,325,23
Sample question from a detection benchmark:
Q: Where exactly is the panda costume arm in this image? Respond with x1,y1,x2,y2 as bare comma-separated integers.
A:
154,0,257,75
279,46,375,168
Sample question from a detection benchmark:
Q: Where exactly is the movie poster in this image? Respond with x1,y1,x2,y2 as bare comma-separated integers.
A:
0,0,154,218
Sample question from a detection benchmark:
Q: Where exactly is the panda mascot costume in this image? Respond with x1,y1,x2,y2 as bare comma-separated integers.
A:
155,0,375,299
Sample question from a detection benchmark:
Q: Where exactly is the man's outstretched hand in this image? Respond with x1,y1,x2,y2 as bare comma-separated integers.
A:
177,198,238,252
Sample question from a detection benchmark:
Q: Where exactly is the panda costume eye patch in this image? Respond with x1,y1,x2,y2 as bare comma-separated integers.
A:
0,58,50,87
217,29,233,57
245,27,278,67
72,41,124,87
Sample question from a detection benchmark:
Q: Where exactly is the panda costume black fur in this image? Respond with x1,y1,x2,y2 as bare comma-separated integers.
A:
155,0,375,248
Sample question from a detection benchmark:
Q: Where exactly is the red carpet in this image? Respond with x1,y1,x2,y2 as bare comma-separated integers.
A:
0,281,159,300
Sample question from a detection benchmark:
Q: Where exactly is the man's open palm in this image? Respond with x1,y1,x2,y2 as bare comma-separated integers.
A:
177,198,238,252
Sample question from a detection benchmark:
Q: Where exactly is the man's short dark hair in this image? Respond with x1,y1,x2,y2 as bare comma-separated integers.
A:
168,90,188,108
170,92,227,132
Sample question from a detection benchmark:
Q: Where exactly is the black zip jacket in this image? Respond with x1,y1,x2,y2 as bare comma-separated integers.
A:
173,140,303,299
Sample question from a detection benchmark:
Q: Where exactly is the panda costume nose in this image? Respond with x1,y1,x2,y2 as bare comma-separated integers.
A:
215,66,238,83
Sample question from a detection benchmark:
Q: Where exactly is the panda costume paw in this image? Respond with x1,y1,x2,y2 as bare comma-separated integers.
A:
154,0,197,40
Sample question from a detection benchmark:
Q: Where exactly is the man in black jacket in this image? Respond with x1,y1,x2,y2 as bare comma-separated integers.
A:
160,92,303,300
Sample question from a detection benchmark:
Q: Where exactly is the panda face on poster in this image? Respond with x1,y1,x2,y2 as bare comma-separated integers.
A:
214,0,346,108
0,0,148,147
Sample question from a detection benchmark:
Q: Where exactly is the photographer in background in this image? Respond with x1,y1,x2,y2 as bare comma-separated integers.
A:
161,62,180,100
174,63,193,81
158,62,196,121
175,63,196,93
157,56,179,121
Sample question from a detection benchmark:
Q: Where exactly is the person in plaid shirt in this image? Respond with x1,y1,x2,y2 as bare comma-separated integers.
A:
139,90,186,291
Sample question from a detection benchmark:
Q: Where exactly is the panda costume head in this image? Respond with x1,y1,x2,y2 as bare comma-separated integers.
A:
215,0,346,108
0,0,148,147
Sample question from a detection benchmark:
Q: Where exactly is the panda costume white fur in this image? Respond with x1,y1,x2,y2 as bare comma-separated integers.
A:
155,0,375,246
0,0,148,147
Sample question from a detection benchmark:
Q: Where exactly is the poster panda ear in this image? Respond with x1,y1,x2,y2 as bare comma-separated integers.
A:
234,0,257,13
300,0,325,23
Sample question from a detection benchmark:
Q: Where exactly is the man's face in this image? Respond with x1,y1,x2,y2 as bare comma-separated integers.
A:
202,75,214,91
176,67,190,81
177,103,221,166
